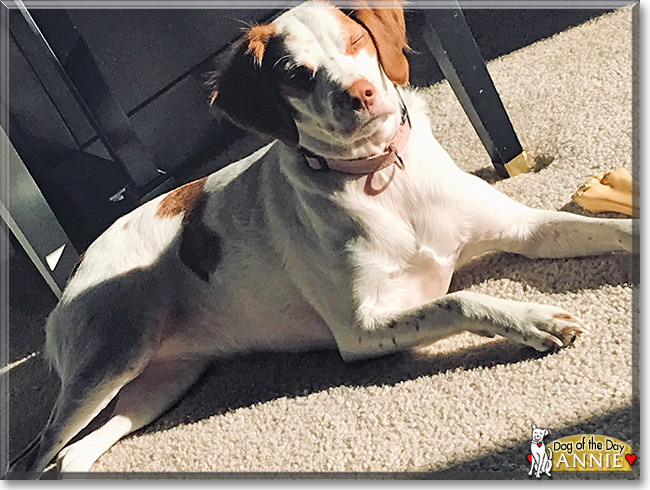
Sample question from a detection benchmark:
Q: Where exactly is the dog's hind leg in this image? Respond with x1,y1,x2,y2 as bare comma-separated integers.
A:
6,367,138,478
55,358,208,474
8,310,159,477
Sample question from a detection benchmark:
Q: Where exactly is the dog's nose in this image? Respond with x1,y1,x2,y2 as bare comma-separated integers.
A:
347,79,376,110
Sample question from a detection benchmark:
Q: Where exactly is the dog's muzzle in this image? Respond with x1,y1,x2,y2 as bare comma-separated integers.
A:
302,94,411,195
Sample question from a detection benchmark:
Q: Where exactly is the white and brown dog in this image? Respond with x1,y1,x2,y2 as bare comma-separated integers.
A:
8,0,635,477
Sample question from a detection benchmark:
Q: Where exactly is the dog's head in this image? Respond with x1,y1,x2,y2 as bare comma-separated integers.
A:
531,425,549,443
208,0,409,159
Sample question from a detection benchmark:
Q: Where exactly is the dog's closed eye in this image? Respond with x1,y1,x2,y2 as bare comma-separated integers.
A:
348,32,372,54
350,34,365,46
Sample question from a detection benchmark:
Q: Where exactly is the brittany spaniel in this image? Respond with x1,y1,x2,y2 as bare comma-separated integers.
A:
8,0,635,477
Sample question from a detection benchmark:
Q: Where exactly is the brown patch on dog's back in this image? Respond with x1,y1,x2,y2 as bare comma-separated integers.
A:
246,23,278,66
179,192,222,283
155,177,207,219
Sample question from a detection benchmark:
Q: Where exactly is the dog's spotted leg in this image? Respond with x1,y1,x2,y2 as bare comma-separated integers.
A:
346,291,586,360
507,210,636,259
460,205,637,265
56,359,208,474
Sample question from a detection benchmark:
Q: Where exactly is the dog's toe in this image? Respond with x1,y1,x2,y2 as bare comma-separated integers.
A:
516,304,588,352
550,312,588,346
560,325,581,345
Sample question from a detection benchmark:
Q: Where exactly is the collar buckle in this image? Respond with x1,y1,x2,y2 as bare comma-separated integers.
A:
388,143,405,170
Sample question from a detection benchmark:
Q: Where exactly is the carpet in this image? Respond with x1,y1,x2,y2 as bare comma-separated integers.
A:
26,4,641,479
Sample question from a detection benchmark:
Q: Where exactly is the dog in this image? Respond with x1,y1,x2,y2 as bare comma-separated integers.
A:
529,425,552,478
8,0,636,477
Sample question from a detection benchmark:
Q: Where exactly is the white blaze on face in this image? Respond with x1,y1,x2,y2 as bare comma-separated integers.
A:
273,3,402,157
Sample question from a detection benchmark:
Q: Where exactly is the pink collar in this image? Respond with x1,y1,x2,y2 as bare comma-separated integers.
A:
302,113,411,175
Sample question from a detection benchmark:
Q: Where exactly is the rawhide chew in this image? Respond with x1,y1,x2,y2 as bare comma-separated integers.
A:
571,167,639,218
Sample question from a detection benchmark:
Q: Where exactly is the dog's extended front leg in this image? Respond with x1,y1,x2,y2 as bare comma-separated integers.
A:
502,209,636,259
345,291,585,361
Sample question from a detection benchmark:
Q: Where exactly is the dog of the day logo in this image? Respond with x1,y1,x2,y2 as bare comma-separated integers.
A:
551,434,635,472
527,426,636,477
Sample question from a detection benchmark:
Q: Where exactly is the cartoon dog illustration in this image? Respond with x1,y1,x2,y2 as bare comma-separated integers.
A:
529,424,553,478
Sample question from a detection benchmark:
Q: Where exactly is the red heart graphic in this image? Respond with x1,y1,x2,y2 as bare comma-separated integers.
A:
625,454,636,465
537,442,543,447
527,454,532,463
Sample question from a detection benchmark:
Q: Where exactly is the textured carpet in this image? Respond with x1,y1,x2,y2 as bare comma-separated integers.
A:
37,5,639,478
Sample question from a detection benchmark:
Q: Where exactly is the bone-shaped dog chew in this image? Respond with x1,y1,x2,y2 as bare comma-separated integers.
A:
571,167,639,218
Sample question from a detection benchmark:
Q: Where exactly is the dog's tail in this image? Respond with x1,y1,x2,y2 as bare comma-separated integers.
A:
547,447,553,460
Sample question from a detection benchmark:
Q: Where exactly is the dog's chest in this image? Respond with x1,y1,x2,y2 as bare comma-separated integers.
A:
333,164,467,312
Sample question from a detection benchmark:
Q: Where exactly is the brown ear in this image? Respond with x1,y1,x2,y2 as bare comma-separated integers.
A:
350,1,409,86
207,26,299,146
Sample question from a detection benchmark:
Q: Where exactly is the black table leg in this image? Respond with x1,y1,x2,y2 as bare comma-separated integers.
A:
15,4,164,191
409,5,533,178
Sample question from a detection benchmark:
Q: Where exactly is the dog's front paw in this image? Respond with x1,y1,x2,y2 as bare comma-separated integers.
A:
512,303,588,352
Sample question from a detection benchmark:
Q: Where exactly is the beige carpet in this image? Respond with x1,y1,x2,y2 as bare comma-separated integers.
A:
40,5,638,478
